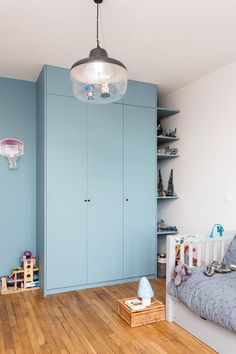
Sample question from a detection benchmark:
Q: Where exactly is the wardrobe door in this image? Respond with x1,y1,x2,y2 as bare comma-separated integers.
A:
46,95,87,290
87,104,123,283
124,105,156,278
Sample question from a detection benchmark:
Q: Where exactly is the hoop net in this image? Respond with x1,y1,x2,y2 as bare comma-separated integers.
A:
0,139,24,169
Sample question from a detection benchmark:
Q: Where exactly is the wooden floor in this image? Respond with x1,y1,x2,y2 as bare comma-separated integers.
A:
0,279,216,354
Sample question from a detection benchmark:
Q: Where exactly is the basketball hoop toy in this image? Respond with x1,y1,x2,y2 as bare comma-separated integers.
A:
0,138,24,170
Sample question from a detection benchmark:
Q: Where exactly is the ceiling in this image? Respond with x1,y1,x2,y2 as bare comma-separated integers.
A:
1,0,236,96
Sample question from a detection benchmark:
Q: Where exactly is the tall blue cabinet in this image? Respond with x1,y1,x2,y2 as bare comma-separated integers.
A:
87,104,124,283
36,65,157,296
124,105,156,277
46,95,88,290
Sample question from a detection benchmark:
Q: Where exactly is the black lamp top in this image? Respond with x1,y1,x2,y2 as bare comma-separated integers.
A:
89,46,108,58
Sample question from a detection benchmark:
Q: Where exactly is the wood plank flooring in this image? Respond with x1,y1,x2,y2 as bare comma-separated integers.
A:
0,279,216,353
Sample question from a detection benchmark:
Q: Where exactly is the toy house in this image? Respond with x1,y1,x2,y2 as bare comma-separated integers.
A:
1,251,40,295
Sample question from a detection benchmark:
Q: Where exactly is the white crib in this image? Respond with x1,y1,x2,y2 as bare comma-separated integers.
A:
166,233,236,354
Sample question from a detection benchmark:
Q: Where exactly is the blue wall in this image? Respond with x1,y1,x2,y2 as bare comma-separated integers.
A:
0,77,36,276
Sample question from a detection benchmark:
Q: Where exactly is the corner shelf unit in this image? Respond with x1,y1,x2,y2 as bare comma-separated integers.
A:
157,106,180,277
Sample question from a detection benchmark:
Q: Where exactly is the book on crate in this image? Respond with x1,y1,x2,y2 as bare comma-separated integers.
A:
125,298,146,311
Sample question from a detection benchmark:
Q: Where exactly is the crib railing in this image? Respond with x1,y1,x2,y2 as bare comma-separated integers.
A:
174,236,231,267
166,234,233,322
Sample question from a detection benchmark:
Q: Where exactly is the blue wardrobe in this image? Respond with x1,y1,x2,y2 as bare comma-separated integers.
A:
36,65,157,296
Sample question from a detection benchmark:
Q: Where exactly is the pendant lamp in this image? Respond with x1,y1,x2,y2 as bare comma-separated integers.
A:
70,0,128,104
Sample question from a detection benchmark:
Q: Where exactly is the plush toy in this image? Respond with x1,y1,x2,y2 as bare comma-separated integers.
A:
173,261,192,286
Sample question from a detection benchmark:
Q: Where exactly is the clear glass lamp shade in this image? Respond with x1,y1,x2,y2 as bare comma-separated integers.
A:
70,61,128,104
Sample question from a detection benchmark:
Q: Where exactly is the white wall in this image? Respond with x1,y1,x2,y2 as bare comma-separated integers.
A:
158,60,236,251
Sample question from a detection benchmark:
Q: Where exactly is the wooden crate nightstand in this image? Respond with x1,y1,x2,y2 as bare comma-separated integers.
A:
117,297,165,327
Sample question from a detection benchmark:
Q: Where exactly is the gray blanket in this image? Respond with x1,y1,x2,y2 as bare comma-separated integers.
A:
168,265,236,332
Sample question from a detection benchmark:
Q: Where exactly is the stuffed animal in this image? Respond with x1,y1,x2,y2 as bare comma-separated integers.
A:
173,261,192,286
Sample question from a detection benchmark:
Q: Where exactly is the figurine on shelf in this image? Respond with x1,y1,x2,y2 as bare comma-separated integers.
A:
157,219,178,233
157,122,163,136
164,128,177,138
166,169,174,197
158,147,166,154
157,169,177,198
158,169,165,197
157,146,178,155
169,147,178,155
157,125,177,138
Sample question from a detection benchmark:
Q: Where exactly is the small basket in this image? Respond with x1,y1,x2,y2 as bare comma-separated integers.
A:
118,297,165,327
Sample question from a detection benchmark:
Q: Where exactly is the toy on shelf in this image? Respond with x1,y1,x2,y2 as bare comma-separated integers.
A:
157,146,178,155
157,219,178,233
157,122,177,138
158,169,164,197
166,169,174,196
158,169,177,198
1,251,40,295
157,122,163,136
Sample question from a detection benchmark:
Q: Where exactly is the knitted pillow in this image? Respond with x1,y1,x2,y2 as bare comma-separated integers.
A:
223,235,236,264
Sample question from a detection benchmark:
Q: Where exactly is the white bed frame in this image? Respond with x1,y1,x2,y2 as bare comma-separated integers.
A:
166,233,236,354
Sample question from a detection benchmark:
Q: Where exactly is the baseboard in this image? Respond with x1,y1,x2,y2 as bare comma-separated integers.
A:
44,274,156,296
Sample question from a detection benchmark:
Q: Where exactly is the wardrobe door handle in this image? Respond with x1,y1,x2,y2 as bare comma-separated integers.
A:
88,199,91,202
125,199,129,201
84,199,88,202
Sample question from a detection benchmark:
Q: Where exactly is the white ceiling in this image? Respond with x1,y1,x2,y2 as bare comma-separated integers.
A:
1,0,236,96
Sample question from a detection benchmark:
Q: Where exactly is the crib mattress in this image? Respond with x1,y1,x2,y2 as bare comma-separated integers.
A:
168,265,236,333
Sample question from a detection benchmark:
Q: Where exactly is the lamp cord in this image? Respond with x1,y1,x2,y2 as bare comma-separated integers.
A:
96,3,100,47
